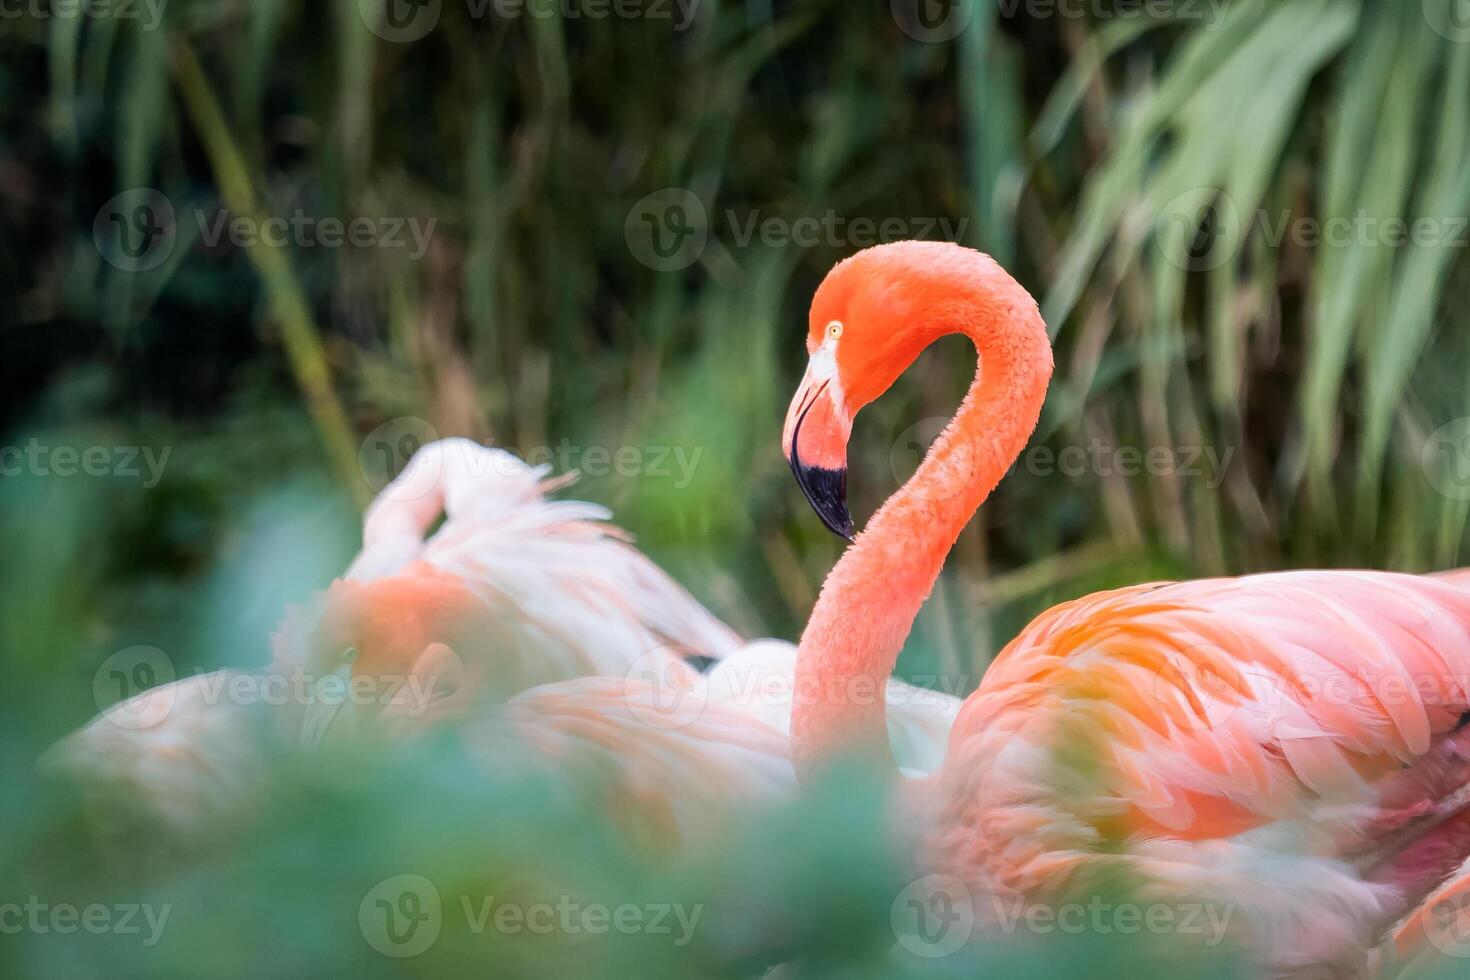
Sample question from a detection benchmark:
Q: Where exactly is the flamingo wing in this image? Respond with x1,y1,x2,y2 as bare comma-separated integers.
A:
943,570,1470,970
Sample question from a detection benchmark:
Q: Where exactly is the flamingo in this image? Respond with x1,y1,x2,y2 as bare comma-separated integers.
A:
41,439,740,849
780,240,1470,976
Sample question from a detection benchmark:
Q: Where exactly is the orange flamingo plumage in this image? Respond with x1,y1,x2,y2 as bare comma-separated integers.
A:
781,241,1470,976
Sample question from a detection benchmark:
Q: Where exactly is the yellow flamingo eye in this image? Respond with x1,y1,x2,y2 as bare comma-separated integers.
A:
826,321,844,340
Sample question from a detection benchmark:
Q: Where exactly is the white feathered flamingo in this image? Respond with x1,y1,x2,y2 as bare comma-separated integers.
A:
41,439,741,848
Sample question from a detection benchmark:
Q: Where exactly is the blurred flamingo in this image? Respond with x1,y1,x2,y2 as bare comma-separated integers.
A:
781,241,1470,975
42,440,740,849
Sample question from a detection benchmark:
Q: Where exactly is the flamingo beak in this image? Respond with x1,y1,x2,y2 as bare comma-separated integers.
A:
783,365,854,542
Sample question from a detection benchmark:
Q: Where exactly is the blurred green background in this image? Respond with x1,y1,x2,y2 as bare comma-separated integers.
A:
2,0,1468,976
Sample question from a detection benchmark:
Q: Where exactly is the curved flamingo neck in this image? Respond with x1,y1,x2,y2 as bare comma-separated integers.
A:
791,269,1051,782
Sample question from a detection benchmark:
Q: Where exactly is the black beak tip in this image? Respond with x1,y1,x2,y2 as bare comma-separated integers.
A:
793,462,854,543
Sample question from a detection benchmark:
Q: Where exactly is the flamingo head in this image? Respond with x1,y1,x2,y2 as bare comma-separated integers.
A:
271,562,484,748
784,241,986,539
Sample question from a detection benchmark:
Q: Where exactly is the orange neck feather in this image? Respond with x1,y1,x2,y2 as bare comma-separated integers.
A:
791,257,1051,780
